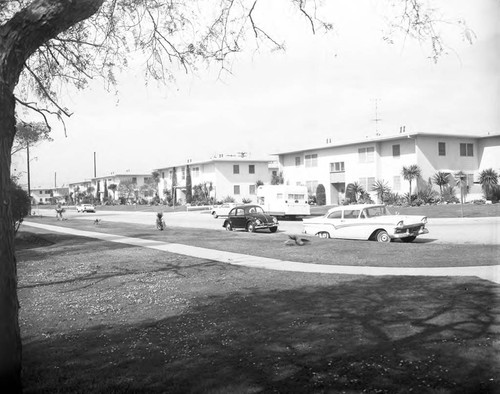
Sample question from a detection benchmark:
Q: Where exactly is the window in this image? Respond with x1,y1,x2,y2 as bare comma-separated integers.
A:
295,157,301,166
233,164,240,174
358,147,375,163
305,154,318,167
181,168,186,180
234,185,240,195
131,177,137,184
392,144,400,157
327,211,342,219
192,167,200,177
248,164,255,174
272,170,277,177
169,170,173,179
466,174,475,187
359,177,375,191
306,180,318,194
343,209,361,219
438,142,446,156
393,176,401,191
330,162,345,172
460,143,473,157
249,185,256,194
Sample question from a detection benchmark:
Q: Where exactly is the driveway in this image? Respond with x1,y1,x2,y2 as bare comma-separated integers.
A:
39,208,500,245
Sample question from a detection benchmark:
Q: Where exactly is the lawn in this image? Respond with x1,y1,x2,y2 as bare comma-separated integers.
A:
16,223,500,393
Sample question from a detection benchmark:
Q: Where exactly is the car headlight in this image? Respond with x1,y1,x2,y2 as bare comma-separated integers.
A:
255,219,262,225
396,220,404,228
422,217,427,224
272,217,278,224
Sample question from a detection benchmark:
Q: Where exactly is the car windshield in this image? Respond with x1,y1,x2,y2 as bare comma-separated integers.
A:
363,206,392,218
246,206,265,215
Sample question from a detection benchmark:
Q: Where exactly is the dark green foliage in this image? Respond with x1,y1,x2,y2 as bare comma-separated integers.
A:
316,184,326,206
9,180,31,233
185,165,192,204
271,172,284,185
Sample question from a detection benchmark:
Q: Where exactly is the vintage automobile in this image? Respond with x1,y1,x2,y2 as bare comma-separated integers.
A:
223,204,279,233
302,204,428,243
76,204,96,213
211,203,239,218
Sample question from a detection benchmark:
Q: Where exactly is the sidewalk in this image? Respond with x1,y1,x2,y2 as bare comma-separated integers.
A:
23,221,500,284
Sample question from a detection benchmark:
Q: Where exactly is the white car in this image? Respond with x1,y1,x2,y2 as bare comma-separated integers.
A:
211,203,239,218
76,204,96,213
302,204,429,243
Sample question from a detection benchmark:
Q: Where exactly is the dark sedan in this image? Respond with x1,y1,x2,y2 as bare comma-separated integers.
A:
223,205,279,233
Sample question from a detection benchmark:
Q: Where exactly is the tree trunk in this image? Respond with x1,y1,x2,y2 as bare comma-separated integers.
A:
0,1,105,390
0,82,21,392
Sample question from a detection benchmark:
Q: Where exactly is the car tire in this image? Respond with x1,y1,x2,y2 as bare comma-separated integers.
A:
247,223,256,233
376,230,391,243
401,236,416,243
212,212,218,218
316,232,330,239
269,226,278,233
225,223,233,231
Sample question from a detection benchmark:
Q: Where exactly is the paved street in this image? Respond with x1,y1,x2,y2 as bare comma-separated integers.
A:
37,207,500,245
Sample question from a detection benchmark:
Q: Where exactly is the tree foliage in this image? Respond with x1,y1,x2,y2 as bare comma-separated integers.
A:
478,168,499,200
315,184,326,206
401,164,422,198
8,179,30,233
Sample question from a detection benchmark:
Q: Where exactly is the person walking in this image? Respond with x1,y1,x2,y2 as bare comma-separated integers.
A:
55,202,64,220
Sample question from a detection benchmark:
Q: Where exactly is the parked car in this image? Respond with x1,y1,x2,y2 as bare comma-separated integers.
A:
211,203,238,218
223,205,279,233
302,204,428,243
76,204,96,213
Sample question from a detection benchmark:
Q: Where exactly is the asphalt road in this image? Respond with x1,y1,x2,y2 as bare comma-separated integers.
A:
41,208,500,245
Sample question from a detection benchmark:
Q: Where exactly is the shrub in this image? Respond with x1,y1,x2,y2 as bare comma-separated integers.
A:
441,185,460,204
242,197,252,204
316,184,326,206
223,196,236,203
9,180,31,233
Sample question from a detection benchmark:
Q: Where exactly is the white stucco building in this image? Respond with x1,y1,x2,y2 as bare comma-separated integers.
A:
275,132,500,205
156,153,278,203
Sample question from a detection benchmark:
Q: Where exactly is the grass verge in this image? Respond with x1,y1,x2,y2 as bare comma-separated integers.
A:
16,226,500,393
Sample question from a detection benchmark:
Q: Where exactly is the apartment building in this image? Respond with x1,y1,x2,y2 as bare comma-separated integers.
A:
156,153,278,203
276,132,500,205
69,173,152,203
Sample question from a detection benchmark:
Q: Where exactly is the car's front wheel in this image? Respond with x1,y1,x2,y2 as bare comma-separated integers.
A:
316,232,330,239
212,212,218,218
269,226,278,233
401,236,416,243
247,222,256,232
225,222,233,231
376,230,391,243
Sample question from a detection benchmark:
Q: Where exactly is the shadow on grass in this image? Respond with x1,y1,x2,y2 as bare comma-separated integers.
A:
23,276,499,393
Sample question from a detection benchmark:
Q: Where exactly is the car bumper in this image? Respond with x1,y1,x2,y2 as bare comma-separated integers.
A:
392,227,428,239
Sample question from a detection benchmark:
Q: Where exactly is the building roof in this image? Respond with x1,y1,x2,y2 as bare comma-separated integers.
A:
273,131,500,156
155,153,276,171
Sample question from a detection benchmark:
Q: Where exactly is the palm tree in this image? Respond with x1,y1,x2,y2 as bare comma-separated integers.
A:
371,179,390,203
478,168,499,200
432,171,449,200
402,165,422,201
346,182,364,203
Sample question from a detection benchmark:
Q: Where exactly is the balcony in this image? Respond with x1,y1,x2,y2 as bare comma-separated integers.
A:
330,171,346,183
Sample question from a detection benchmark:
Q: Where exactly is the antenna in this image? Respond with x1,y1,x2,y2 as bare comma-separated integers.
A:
372,98,382,136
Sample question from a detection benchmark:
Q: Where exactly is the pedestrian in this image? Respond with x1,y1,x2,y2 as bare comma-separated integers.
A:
55,203,64,221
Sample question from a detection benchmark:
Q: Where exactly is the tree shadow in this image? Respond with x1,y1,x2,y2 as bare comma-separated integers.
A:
22,276,499,393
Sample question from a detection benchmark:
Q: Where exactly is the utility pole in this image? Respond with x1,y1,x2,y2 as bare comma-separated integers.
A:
93,152,97,178
54,172,57,188
372,98,382,136
26,141,31,214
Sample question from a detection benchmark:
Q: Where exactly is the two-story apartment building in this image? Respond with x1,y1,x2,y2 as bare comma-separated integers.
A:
69,173,152,203
276,132,500,205
30,186,70,205
156,153,278,203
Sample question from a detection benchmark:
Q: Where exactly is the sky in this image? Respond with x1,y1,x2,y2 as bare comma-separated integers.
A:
11,0,500,189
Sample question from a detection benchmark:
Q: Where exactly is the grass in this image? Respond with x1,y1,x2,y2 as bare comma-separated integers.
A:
22,216,500,268
16,220,500,393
